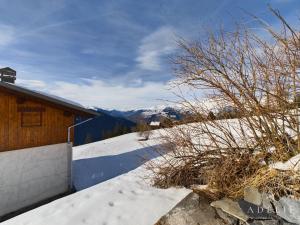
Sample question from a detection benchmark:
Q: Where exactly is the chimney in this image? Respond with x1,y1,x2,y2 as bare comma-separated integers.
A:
0,67,16,84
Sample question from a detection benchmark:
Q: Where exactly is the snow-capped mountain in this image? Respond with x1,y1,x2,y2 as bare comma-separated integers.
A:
94,106,186,123
92,98,235,124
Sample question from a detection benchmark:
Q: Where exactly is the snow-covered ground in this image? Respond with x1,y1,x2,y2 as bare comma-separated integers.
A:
1,132,191,225
270,153,300,171
73,132,163,191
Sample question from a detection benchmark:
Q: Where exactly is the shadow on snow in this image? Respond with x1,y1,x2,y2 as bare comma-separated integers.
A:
73,145,161,191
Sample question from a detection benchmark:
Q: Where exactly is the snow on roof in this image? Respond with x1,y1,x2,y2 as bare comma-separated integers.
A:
32,89,84,107
0,81,98,116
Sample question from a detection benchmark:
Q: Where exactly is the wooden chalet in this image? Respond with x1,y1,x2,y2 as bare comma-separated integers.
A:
0,67,98,152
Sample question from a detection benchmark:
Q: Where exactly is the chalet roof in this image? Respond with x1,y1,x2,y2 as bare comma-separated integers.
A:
0,67,16,73
0,81,99,116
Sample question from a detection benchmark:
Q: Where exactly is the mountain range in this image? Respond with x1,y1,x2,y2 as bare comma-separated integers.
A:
73,105,186,146
73,112,136,146
74,101,238,146
95,106,185,123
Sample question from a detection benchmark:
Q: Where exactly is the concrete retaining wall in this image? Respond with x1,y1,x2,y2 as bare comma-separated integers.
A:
0,143,72,216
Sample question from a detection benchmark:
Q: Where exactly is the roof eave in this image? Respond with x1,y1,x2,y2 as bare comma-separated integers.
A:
0,82,100,117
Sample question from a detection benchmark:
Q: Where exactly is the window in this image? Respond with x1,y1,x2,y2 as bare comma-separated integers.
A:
21,111,42,127
18,106,45,127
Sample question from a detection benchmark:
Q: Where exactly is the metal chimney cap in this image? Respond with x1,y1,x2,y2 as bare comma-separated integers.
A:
0,67,16,84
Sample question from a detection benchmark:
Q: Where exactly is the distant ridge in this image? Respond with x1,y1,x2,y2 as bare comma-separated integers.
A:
74,110,136,146
94,106,185,123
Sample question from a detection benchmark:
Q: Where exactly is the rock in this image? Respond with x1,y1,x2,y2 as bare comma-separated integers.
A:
270,153,300,171
215,208,239,224
261,193,275,213
282,221,299,225
244,186,262,205
249,219,277,225
156,187,300,225
238,199,272,220
273,197,300,225
249,219,281,225
155,192,227,225
211,198,249,222
191,185,220,201
249,218,298,225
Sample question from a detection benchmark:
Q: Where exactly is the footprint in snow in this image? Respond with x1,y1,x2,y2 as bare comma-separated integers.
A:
108,201,114,207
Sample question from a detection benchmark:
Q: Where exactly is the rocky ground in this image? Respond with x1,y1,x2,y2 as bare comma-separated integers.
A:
155,186,300,225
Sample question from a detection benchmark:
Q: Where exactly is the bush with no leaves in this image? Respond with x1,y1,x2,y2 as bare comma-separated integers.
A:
148,7,300,199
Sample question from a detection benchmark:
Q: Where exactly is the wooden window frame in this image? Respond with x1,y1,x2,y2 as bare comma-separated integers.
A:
21,111,43,127
18,106,45,127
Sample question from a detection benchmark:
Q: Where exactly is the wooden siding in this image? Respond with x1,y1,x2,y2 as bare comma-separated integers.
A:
0,89,75,152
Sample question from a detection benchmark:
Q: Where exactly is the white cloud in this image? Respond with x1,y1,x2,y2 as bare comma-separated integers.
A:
16,79,47,89
17,78,175,110
0,24,15,46
136,26,177,71
50,79,175,110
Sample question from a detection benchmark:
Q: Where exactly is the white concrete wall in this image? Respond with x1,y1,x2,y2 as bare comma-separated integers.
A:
0,143,72,217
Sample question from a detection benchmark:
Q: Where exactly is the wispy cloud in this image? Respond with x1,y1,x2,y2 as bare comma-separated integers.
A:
0,0,298,109
0,24,16,47
16,79,47,89
17,78,175,110
136,26,177,71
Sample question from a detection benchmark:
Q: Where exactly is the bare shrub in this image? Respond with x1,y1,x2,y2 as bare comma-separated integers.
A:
149,7,300,199
223,167,300,199
136,122,152,141
206,152,262,198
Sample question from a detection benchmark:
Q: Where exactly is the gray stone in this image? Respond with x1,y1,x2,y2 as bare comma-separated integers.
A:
155,193,227,225
273,197,300,225
244,186,262,205
238,199,272,220
261,193,275,213
282,221,299,225
249,219,279,225
211,198,249,222
249,218,298,225
215,208,239,224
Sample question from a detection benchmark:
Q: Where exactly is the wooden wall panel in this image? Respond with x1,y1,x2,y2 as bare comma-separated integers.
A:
0,90,75,152
0,92,9,151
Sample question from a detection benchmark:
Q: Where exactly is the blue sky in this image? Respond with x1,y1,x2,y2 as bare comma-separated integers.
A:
0,0,299,109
